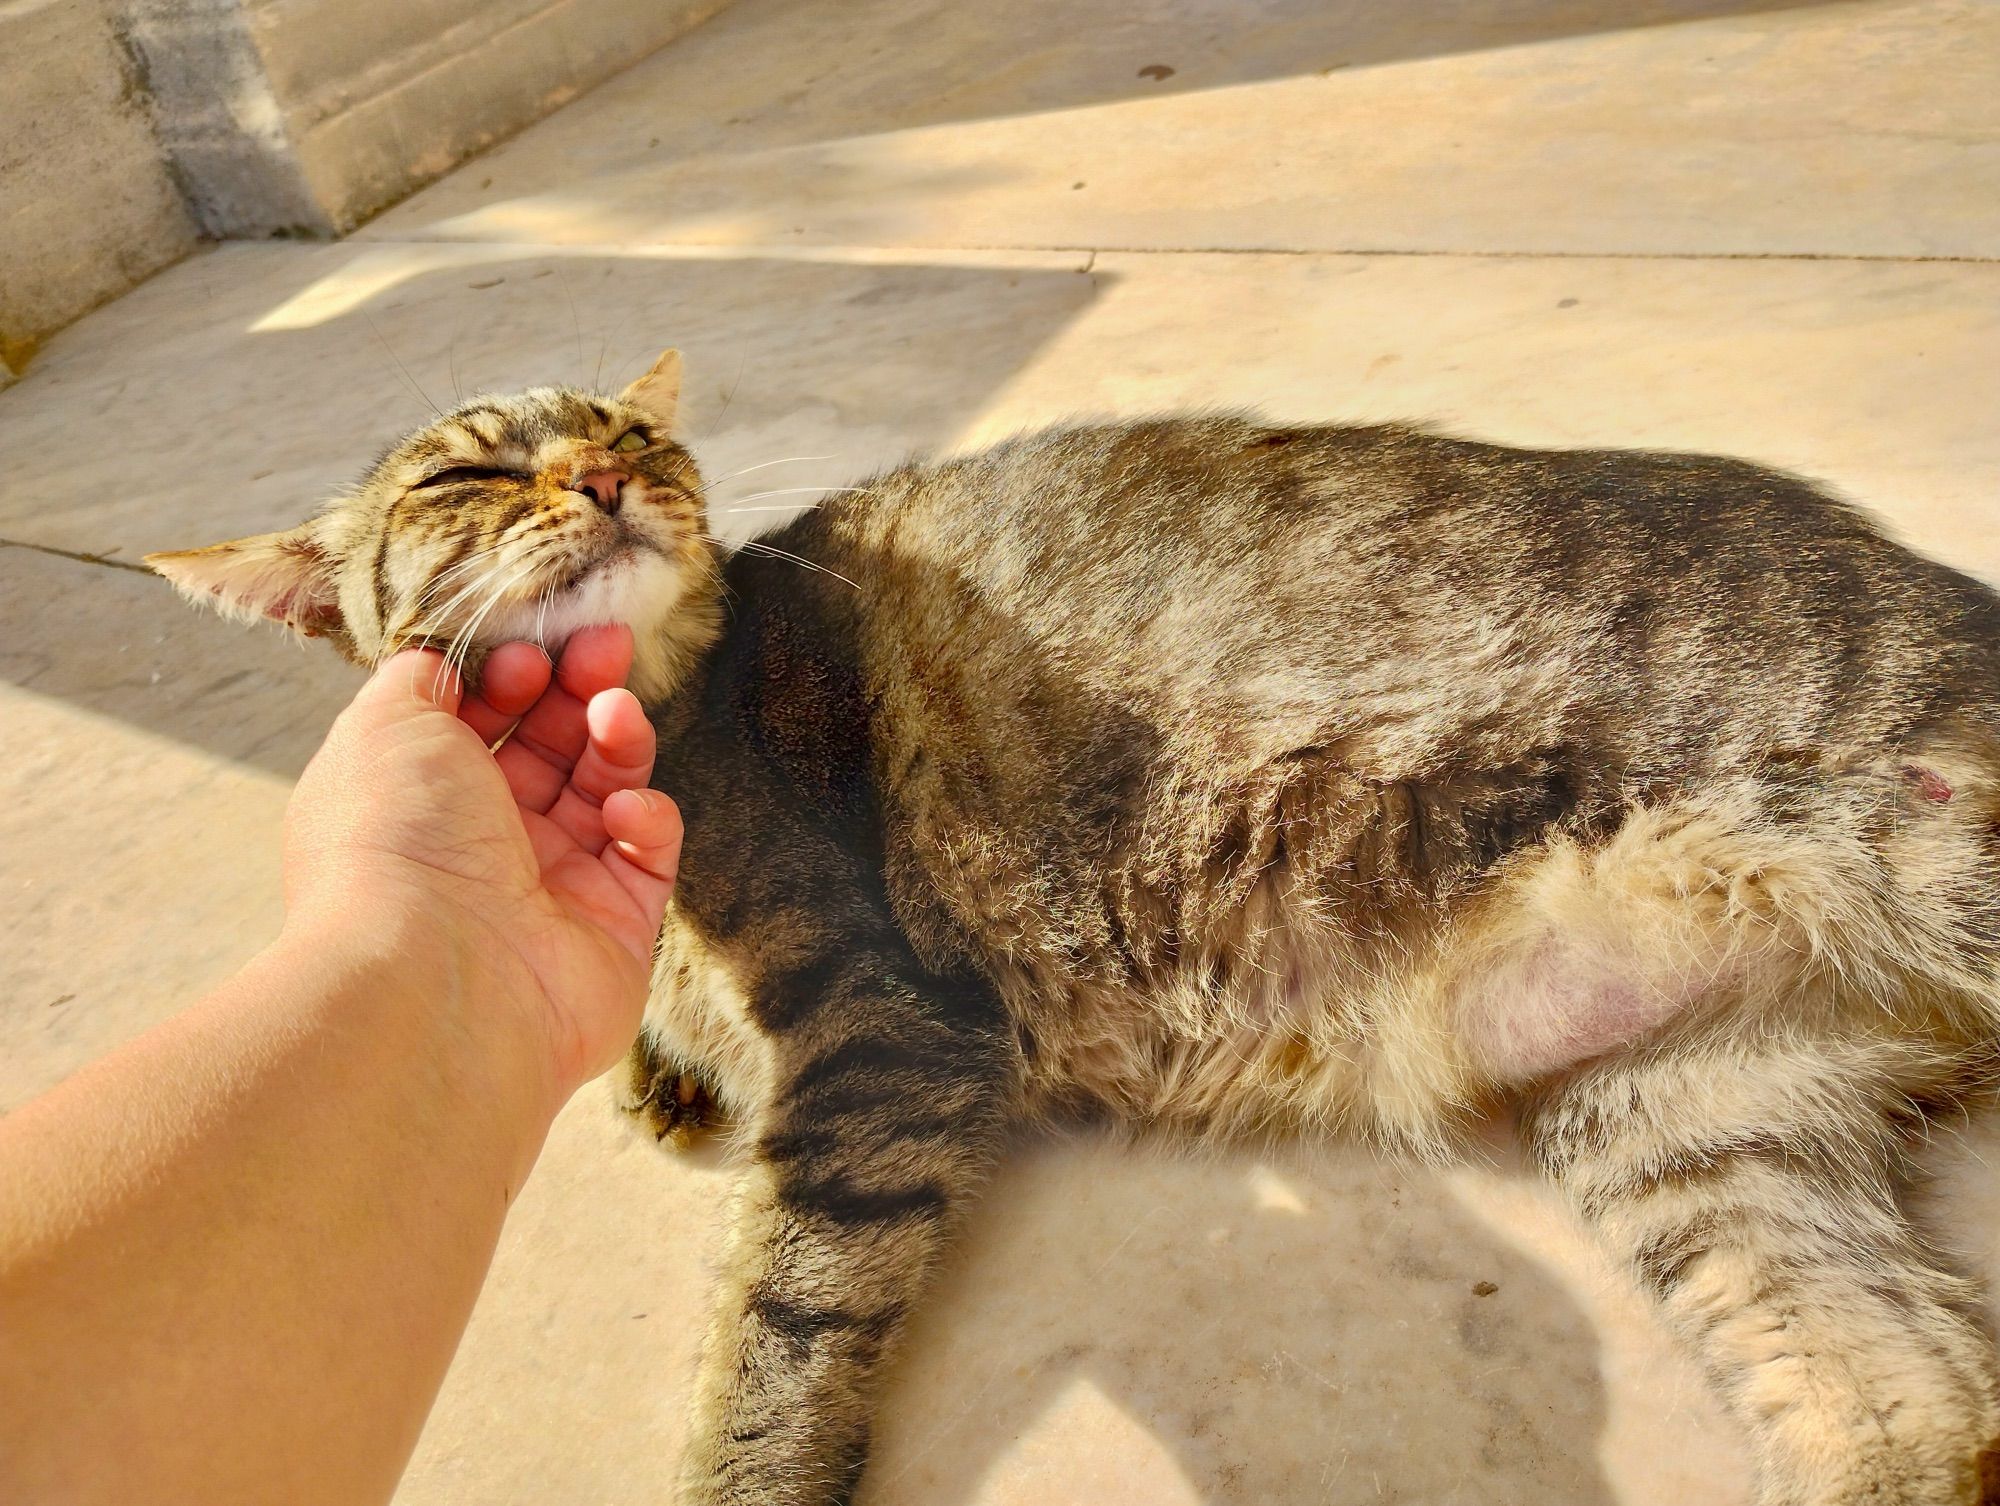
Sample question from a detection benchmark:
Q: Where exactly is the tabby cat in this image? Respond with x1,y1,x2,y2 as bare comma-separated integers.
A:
150,348,2000,1505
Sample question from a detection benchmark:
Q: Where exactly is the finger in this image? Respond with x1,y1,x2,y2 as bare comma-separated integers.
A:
459,642,551,743
354,648,463,716
544,689,656,850
554,623,634,702
478,642,553,718
490,626,639,815
604,788,682,881
494,678,595,812
494,736,573,813
580,689,657,801
598,838,678,951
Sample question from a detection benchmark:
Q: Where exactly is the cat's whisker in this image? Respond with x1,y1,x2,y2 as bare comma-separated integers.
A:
438,560,538,695
427,532,551,611
407,539,512,604
400,544,513,631
400,535,545,644
363,310,442,420
714,535,860,591
556,265,587,391
430,570,506,698
401,551,519,648
457,573,521,660
464,553,552,652
418,547,513,608
723,486,867,513
696,353,748,444
689,456,843,502
404,551,530,677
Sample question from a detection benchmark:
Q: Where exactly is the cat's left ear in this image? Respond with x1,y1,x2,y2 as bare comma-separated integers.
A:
621,347,683,433
145,524,346,639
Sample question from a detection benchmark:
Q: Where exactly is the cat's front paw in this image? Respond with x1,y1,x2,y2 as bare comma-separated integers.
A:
619,1037,723,1150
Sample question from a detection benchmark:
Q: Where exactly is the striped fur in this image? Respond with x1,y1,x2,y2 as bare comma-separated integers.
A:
154,365,2000,1504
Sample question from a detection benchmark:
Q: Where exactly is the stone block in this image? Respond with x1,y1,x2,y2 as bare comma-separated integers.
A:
0,0,198,380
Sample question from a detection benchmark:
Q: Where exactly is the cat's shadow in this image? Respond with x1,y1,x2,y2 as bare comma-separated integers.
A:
844,1126,1745,1506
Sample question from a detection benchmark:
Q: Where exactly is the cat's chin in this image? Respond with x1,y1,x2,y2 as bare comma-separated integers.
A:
483,547,689,668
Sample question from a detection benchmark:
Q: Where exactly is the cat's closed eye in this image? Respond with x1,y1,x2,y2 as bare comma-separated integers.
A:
414,464,517,489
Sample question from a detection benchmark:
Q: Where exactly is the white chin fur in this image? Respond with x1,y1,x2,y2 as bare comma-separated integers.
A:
481,549,685,660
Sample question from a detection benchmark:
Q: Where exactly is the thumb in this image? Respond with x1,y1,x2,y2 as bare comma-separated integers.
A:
352,648,467,719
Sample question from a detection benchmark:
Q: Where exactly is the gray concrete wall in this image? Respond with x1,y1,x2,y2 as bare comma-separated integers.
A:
0,0,735,383
0,0,200,379
128,0,738,237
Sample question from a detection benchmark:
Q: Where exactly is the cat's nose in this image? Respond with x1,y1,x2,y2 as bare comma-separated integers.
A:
574,469,627,514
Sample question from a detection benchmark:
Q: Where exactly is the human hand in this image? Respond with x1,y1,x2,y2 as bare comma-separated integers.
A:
281,625,681,1103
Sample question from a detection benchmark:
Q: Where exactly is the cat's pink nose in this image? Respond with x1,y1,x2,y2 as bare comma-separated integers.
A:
574,469,627,514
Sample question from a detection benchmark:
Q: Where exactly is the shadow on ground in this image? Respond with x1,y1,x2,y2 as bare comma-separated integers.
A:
863,1134,1630,1505
0,247,1102,775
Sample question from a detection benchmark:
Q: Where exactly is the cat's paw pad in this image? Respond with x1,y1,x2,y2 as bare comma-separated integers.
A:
620,1040,723,1150
644,1069,720,1148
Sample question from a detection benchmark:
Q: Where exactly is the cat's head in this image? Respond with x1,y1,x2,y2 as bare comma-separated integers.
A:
146,348,720,702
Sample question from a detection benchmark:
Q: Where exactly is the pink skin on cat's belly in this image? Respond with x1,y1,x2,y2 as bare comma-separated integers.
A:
1462,938,1702,1080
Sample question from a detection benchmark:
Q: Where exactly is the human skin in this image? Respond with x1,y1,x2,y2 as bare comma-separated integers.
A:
0,623,681,1506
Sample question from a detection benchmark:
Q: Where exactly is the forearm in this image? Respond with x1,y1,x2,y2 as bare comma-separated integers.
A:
0,913,559,1506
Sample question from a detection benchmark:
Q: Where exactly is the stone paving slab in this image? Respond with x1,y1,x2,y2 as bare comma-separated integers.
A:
360,0,2000,259
4,243,1995,570
0,544,358,1105
0,241,1093,558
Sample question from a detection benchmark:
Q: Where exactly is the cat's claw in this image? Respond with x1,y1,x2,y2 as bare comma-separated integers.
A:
621,1040,722,1149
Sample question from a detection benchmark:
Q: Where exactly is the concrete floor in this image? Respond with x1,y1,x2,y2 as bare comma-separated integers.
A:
3,0,2000,1501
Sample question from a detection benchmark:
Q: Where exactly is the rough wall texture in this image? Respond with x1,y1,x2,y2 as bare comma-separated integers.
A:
128,0,738,237
0,0,200,379
0,0,735,382
117,0,331,238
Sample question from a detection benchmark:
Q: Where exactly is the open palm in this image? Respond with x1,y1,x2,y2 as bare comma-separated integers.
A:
284,624,682,1098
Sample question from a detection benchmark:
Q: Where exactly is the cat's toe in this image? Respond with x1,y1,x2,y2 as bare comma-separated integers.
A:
643,1070,720,1148
619,1039,723,1150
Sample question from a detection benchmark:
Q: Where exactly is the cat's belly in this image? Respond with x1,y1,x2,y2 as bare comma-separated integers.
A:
991,797,1816,1153
1003,929,1707,1155
644,775,1965,1152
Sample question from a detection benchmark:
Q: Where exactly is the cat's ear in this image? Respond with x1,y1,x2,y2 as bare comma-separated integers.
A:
145,524,345,638
621,347,683,433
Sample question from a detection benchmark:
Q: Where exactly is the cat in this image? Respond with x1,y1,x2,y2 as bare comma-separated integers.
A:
149,347,2000,1506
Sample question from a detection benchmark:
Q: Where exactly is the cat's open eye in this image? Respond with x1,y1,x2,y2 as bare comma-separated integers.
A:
414,464,514,490
612,430,648,453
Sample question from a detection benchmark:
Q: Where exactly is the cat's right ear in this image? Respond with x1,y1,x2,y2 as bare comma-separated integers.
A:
144,525,345,639
621,348,683,433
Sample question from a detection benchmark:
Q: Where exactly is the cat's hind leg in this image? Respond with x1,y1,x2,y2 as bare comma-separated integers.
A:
1527,1035,2000,1506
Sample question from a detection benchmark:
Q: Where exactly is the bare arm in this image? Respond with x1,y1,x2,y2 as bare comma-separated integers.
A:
0,626,682,1506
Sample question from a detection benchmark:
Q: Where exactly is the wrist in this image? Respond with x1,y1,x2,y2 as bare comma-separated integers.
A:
266,898,569,1146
